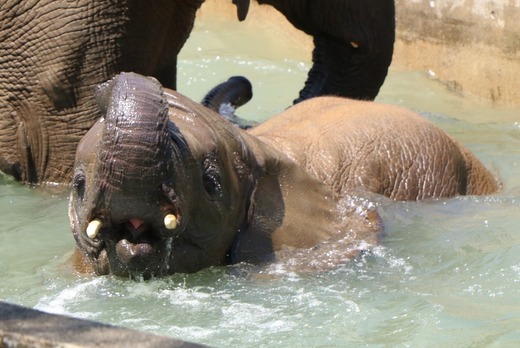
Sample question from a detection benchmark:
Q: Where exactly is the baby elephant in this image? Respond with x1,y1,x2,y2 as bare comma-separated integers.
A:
69,73,498,278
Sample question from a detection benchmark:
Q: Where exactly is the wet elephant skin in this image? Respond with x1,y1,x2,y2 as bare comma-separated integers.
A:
69,73,497,278
69,73,383,278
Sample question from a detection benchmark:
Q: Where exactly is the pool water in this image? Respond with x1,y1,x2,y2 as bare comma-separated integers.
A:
1,5,519,347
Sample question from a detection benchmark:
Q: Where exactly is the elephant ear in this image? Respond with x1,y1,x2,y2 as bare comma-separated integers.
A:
230,144,382,267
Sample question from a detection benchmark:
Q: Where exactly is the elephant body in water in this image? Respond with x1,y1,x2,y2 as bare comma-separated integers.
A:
0,0,394,185
250,98,498,200
69,73,498,278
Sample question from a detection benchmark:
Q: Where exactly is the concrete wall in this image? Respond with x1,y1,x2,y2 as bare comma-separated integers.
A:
394,0,520,105
0,301,206,348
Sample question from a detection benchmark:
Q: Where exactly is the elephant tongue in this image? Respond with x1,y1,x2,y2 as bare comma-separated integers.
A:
128,219,145,230
122,219,148,240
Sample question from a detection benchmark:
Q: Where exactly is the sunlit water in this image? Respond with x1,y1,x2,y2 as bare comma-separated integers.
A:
2,7,520,348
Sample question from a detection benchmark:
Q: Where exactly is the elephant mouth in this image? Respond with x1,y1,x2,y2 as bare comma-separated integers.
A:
81,215,180,278
113,220,162,262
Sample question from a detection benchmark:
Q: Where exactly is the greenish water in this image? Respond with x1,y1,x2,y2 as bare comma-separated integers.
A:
2,10,520,348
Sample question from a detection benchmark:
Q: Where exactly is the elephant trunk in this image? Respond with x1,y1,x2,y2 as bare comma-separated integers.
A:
295,35,389,104
95,73,174,222
292,1,395,104
232,0,250,21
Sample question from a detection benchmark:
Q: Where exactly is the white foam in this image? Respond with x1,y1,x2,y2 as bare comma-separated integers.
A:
35,277,107,319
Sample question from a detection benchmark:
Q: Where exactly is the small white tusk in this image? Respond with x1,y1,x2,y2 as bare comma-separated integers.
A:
164,214,178,230
86,219,102,239
350,42,359,48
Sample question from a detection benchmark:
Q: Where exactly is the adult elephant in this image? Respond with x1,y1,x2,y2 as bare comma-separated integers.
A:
249,0,395,103
0,1,204,184
0,0,395,185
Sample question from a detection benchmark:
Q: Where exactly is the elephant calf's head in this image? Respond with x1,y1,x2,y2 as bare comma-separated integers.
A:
69,73,256,278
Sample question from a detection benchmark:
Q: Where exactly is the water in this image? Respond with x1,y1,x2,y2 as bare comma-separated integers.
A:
2,7,520,348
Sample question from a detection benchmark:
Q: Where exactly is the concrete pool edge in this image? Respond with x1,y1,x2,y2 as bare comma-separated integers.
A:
394,0,520,106
0,301,208,348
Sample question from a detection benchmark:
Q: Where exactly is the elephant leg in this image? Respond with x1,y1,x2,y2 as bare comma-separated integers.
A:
153,57,178,91
294,34,392,104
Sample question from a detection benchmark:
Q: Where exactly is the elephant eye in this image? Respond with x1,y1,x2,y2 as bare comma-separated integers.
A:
202,158,222,200
73,171,86,201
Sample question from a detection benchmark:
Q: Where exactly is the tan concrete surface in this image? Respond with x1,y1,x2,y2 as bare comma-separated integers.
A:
0,301,207,348
394,0,520,105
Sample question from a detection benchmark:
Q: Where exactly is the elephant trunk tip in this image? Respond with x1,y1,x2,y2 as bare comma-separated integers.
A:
232,0,250,21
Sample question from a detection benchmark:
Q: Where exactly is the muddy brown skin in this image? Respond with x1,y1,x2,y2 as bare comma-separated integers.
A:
250,98,499,200
69,73,381,278
206,76,499,200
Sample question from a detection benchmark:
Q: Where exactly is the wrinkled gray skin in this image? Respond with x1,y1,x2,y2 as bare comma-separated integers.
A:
254,0,395,104
69,73,382,278
0,0,203,184
0,0,394,185
70,73,497,278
